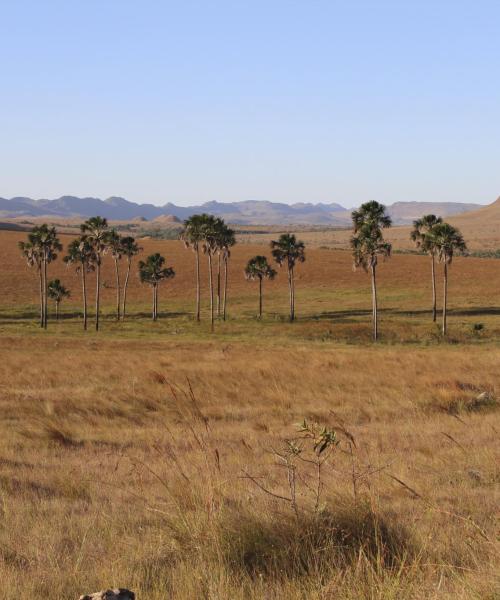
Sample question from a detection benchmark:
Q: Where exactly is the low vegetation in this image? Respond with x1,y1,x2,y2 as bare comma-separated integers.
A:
0,206,497,599
0,336,497,599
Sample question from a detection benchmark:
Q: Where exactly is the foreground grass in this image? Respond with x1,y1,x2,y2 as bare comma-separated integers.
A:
0,331,498,599
1,232,499,597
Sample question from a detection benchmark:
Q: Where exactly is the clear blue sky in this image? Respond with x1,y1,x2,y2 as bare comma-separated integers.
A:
1,0,499,207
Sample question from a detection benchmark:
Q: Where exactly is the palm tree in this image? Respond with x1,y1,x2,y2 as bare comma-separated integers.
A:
244,255,277,318
270,234,305,322
19,240,44,327
120,236,141,320
107,230,123,320
201,215,220,331
180,214,206,322
410,214,443,322
426,222,467,335
350,201,392,341
138,253,175,321
47,279,70,320
63,237,96,330
20,225,62,329
80,216,110,331
219,224,236,321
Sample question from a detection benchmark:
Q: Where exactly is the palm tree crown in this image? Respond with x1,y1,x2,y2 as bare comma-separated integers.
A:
428,223,467,264
120,236,141,259
80,216,110,262
107,229,123,259
245,255,277,281
64,238,96,272
270,234,306,269
19,240,42,269
410,214,443,253
201,215,222,256
27,224,63,262
180,214,207,250
138,253,175,285
352,200,392,233
48,279,70,303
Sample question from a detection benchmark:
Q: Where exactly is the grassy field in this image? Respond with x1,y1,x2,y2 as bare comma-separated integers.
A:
0,230,499,599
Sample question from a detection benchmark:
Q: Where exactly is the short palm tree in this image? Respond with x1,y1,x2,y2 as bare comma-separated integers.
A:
350,201,392,341
47,279,70,320
410,214,443,322
63,237,96,330
244,255,277,318
426,222,467,335
80,216,110,331
270,234,305,322
138,253,175,321
19,239,44,327
107,230,123,320
19,224,62,328
180,214,206,322
120,236,141,320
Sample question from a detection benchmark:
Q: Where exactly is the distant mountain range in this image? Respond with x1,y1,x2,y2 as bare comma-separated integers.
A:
0,196,483,225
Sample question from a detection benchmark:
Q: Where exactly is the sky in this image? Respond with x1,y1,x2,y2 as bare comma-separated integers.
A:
1,0,499,208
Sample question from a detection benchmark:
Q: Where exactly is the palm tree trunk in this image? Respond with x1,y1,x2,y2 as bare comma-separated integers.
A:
371,264,378,341
55,301,59,321
442,262,448,335
152,284,157,321
288,267,294,322
122,258,131,320
222,256,228,321
38,266,44,328
195,247,200,322
208,253,214,332
431,253,437,322
43,253,48,329
95,260,101,332
82,267,87,331
259,277,263,319
114,258,121,320
216,252,221,317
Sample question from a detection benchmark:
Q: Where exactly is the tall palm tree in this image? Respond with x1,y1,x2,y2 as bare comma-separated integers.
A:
107,230,124,320
410,214,443,322
63,237,96,330
138,253,175,321
47,279,70,321
180,214,206,322
20,225,62,329
220,224,236,321
270,234,305,322
19,240,44,327
350,201,392,341
244,255,277,318
120,236,141,320
80,216,110,331
426,222,467,335
201,215,220,331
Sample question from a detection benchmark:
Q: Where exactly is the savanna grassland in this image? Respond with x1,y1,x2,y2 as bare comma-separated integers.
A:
0,229,499,599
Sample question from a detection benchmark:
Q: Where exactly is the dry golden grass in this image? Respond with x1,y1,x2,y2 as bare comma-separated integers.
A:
0,335,498,599
0,229,499,598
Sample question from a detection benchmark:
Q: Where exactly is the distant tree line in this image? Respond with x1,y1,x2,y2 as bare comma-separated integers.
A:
18,203,467,338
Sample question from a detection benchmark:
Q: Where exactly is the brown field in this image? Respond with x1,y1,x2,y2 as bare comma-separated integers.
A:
0,228,499,599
